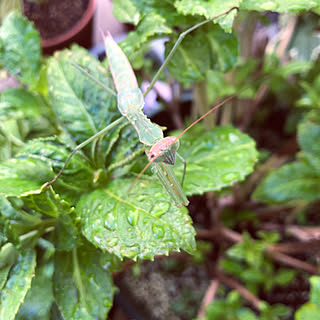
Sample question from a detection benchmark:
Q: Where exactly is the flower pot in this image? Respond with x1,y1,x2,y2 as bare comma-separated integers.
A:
24,0,96,55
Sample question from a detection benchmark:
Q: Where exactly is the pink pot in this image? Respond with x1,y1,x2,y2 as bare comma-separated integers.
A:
41,0,96,54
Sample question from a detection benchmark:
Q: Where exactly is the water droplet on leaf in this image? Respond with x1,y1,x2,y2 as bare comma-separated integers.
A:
107,238,118,247
151,201,170,217
222,172,240,183
152,224,165,239
127,210,138,226
228,133,239,143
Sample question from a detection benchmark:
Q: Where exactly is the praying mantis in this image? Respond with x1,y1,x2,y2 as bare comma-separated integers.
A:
44,6,245,207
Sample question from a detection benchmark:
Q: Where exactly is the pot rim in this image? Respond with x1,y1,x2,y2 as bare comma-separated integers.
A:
41,0,96,48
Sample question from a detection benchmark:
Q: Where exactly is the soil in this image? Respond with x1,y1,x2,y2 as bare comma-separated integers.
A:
114,259,210,320
23,0,89,40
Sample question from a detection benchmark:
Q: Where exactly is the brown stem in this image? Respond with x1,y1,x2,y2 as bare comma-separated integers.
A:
266,249,320,275
197,280,220,318
275,16,297,62
241,83,268,131
214,269,262,310
192,81,212,129
270,240,320,254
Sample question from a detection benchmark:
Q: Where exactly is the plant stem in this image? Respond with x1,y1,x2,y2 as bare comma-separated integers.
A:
197,279,220,318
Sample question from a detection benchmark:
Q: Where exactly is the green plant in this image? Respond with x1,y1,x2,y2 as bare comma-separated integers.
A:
0,0,320,318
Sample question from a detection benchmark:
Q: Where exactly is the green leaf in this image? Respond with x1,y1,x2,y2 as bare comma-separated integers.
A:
286,13,320,62
22,186,73,218
0,157,54,197
54,247,114,320
166,25,238,85
78,178,196,260
298,115,320,172
19,137,95,197
0,88,43,119
16,263,54,320
174,0,240,32
120,12,172,62
173,125,258,196
310,276,320,307
118,0,185,25
240,0,320,12
295,276,320,320
0,196,42,228
112,0,141,25
253,162,320,204
46,47,119,153
0,248,36,320
207,25,239,72
165,29,210,85
295,303,320,320
0,242,18,269
0,12,41,87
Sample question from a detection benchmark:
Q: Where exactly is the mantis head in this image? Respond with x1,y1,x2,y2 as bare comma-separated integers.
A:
148,136,180,166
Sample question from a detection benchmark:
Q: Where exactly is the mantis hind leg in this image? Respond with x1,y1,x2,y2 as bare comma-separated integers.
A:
176,152,186,188
42,116,126,190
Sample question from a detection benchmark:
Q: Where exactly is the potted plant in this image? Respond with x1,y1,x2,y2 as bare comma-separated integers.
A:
1,1,320,319
23,0,96,54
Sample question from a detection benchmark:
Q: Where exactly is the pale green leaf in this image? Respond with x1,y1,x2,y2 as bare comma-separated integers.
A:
173,125,258,196
54,247,114,320
0,12,41,87
310,276,320,307
0,88,44,119
295,303,320,320
47,47,119,151
120,12,172,60
78,179,196,260
0,248,36,320
112,0,141,25
174,0,240,32
0,157,54,197
240,0,320,11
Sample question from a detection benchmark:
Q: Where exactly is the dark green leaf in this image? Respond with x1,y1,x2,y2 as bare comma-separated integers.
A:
106,123,144,175
253,162,320,204
166,25,238,85
16,263,54,320
166,29,210,85
0,248,36,320
0,12,41,87
54,247,113,320
207,25,239,72
78,178,196,260
173,125,258,196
